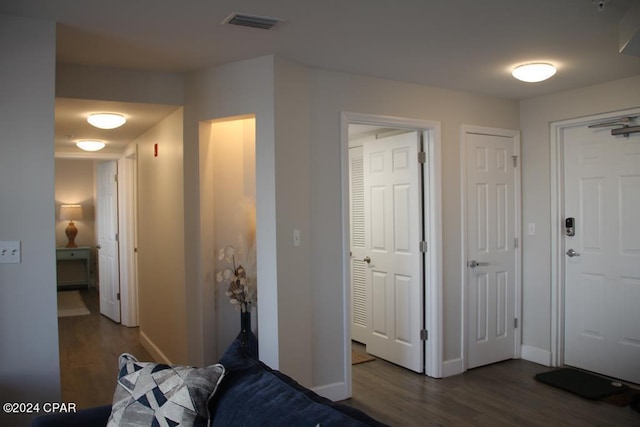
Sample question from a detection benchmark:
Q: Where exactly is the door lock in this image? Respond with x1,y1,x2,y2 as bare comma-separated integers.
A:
565,217,575,236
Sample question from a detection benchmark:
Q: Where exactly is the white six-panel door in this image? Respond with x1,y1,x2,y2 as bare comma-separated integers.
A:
563,125,640,384
97,160,121,323
363,131,423,373
465,131,517,369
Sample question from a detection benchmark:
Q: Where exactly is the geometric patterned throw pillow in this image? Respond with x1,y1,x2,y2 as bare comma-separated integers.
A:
107,353,225,427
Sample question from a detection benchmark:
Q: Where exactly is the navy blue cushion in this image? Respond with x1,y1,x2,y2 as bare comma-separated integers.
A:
212,335,387,426
31,404,111,427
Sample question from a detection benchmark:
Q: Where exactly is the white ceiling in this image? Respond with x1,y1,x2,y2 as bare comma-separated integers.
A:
2,0,640,152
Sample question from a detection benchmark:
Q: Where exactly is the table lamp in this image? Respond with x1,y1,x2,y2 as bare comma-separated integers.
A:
60,204,83,248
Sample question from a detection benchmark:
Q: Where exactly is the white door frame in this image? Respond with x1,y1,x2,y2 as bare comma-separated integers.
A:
341,112,443,390
549,107,640,367
460,125,522,369
55,150,138,326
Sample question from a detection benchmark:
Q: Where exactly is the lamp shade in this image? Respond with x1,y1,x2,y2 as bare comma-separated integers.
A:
60,204,83,221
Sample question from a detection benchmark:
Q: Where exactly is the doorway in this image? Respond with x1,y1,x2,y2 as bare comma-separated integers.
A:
343,112,443,387
54,155,136,324
551,109,640,384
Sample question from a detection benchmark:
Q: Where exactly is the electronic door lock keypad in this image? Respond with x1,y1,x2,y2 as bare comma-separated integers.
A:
565,217,575,236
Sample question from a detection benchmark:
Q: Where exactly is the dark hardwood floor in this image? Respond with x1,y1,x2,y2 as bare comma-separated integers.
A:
58,294,639,425
58,288,152,409
345,342,639,426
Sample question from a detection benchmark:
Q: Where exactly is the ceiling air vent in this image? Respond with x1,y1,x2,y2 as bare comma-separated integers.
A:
222,13,282,30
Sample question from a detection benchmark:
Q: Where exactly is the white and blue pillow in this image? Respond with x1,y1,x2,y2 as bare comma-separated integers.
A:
107,353,225,427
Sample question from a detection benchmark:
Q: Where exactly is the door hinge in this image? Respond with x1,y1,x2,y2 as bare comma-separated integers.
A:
115,233,119,242
117,292,121,301
418,151,427,164
514,237,518,248
512,155,518,167
114,174,118,182
419,241,428,252
514,318,518,329
420,329,428,341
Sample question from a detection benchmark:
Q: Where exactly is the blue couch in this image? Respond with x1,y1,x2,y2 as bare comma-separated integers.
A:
32,332,386,426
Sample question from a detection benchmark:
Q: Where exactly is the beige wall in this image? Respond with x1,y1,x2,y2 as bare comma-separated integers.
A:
54,158,97,285
307,69,521,390
7,17,637,408
185,56,521,395
54,159,96,247
184,56,278,369
0,14,59,426
135,108,188,364
519,74,640,360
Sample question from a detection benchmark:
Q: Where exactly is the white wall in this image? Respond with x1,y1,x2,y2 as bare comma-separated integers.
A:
185,56,522,393
273,58,313,387
519,74,640,362
307,70,520,391
184,56,280,369
0,14,59,426
135,108,188,364
56,64,184,106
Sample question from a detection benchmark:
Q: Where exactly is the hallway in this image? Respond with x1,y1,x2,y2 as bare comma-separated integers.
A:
57,289,152,409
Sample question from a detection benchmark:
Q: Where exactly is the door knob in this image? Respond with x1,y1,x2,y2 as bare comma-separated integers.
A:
566,248,580,257
363,256,371,264
96,244,101,250
468,260,488,268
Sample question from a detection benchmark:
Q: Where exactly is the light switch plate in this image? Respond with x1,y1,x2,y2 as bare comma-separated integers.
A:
528,223,536,236
0,241,21,264
293,229,301,247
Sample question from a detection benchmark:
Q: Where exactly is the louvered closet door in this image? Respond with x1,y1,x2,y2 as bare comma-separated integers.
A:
350,145,369,344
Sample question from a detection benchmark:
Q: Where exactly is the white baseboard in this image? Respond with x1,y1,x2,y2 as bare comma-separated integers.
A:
312,382,349,402
140,330,172,365
521,345,552,366
442,357,464,377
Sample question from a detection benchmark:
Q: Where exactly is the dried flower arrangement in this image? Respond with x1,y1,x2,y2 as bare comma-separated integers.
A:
216,199,257,313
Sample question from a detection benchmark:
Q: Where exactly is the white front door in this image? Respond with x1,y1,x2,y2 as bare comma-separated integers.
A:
465,130,519,369
96,160,121,323
363,131,423,373
563,124,640,384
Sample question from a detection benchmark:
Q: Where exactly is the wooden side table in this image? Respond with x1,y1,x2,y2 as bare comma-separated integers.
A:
56,247,91,290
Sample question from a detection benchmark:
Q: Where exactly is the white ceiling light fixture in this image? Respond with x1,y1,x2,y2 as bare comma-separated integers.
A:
511,63,557,83
87,113,126,129
76,140,106,151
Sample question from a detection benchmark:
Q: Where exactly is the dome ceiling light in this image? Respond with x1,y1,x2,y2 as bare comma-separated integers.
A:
76,140,106,151
511,63,557,83
87,113,126,129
